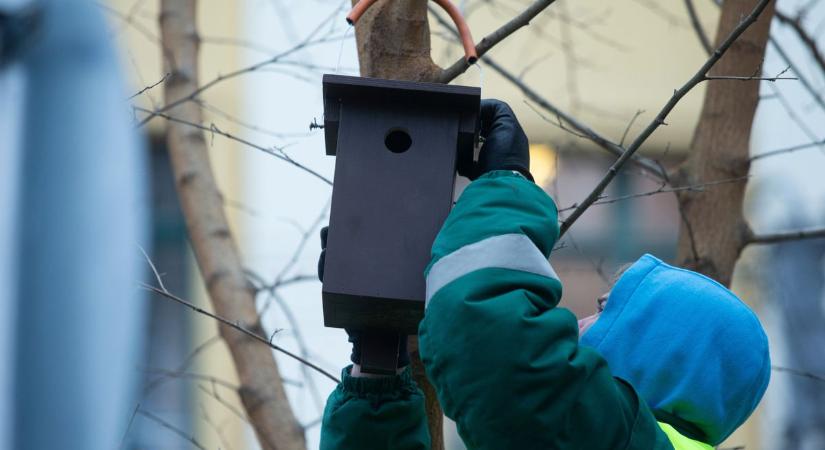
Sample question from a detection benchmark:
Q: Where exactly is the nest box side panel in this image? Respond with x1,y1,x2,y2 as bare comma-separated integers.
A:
323,102,459,333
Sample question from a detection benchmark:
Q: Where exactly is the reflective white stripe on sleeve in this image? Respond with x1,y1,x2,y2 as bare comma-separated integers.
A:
425,233,559,306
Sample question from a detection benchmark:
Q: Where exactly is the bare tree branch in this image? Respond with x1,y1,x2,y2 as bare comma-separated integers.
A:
269,291,327,413
118,403,140,450
684,0,713,54
199,402,236,450
775,10,825,76
141,283,339,384
704,73,796,81
764,82,821,142
198,383,251,423
196,98,312,139
768,37,825,113
142,335,223,396
141,4,346,127
272,201,329,289
437,0,560,83
133,106,332,185
619,110,645,147
429,7,668,179
772,365,825,383
128,72,170,100
559,0,775,237
557,176,749,212
747,227,825,245
139,409,208,450
751,137,825,161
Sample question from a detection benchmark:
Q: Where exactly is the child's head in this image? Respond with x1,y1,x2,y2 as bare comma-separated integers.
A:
579,254,770,446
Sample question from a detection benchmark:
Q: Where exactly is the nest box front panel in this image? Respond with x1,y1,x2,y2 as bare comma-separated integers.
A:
322,101,459,333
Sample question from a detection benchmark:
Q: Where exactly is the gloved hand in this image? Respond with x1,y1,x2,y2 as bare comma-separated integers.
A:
460,99,533,181
318,226,410,371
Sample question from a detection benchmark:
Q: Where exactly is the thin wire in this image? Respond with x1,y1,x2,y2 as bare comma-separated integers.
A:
336,25,353,73
473,60,484,91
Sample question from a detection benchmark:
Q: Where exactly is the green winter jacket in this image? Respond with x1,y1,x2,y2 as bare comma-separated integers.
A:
320,171,678,449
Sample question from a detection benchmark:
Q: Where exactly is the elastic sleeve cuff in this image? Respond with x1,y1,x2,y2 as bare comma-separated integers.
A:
340,365,416,398
501,166,535,182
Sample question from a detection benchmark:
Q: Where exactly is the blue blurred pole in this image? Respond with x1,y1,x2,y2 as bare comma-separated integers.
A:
14,0,148,449
0,2,27,448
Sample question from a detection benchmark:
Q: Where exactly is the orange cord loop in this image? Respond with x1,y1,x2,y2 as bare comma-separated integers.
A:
346,0,478,64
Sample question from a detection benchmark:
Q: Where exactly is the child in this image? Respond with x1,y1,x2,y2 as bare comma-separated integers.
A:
319,100,770,450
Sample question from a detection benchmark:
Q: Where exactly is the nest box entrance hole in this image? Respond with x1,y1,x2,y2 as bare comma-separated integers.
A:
385,128,412,153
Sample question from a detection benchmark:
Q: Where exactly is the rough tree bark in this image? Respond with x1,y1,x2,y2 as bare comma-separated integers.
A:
674,0,776,286
159,2,305,449
351,0,442,81
351,1,445,447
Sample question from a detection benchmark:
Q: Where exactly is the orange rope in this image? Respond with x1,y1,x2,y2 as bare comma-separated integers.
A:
432,0,477,63
346,0,478,64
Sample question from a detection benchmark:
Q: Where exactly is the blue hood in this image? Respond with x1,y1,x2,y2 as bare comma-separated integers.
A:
580,254,770,445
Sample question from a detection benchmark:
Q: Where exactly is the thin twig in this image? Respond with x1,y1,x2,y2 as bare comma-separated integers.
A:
775,10,825,76
703,74,796,81
557,176,748,212
142,283,339,383
195,98,313,140
133,106,332,186
772,365,825,382
557,1,581,113
139,241,338,383
430,7,667,179
139,7,346,127
768,37,825,113
684,0,713,54
272,201,329,287
143,335,223,396
438,0,560,83
747,227,825,245
619,110,645,147
143,367,243,391
139,409,208,450
198,383,250,423
751,138,825,160
128,72,170,100
559,0,775,237
706,2,825,115
138,244,166,292
118,403,140,450
199,402,235,450
765,82,821,142
523,100,589,139
271,291,327,413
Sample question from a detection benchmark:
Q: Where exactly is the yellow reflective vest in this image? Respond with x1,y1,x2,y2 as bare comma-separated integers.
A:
659,422,713,450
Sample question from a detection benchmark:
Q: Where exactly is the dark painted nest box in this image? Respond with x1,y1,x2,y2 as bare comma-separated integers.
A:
321,74,480,334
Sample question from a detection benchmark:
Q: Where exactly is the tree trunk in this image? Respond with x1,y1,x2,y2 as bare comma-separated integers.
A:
351,1,445,447
352,0,442,82
159,2,305,449
674,0,776,286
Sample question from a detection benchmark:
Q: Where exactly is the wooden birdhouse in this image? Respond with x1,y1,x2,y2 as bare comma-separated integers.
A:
321,74,480,335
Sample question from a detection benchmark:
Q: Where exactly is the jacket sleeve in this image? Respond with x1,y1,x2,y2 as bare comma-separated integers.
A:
320,366,430,450
418,171,672,450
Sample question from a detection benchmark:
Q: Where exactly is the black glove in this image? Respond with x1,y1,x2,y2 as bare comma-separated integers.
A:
461,99,532,181
318,226,410,370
